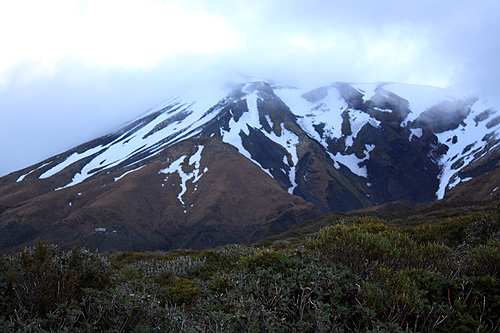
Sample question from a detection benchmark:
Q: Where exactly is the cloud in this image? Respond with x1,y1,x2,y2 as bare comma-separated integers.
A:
1,0,500,176
0,0,241,81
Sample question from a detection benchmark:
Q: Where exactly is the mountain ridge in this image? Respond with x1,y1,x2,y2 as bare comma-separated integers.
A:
1,78,499,253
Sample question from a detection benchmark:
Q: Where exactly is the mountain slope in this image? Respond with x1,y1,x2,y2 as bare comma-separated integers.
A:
1,78,499,252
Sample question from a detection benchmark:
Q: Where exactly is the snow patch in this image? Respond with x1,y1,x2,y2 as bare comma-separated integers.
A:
343,110,373,150
352,83,379,102
114,165,146,182
265,123,300,193
447,176,461,190
409,128,423,140
40,146,104,179
435,98,496,199
332,153,367,178
275,86,347,146
373,106,392,112
158,145,207,207
365,144,375,152
221,93,274,178
16,162,51,182
42,85,229,190
221,91,300,192
329,143,374,178
384,83,461,124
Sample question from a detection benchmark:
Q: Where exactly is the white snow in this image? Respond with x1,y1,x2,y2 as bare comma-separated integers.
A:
329,143,374,178
158,145,207,207
114,165,146,182
42,83,230,190
331,153,368,178
221,92,274,178
221,89,300,192
448,176,473,191
40,146,104,179
28,78,497,204
346,110,374,149
373,106,392,112
16,162,51,182
365,144,375,152
275,85,347,149
265,114,273,132
383,83,461,124
435,96,499,199
409,128,423,140
447,176,461,190
265,123,299,193
352,83,379,102
278,84,378,155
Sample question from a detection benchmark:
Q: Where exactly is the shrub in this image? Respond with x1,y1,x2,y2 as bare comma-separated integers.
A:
307,221,454,277
466,275,500,331
115,265,143,283
466,240,500,278
154,269,175,286
6,241,111,318
464,214,500,247
1,207,499,332
110,251,153,265
163,277,201,305
0,258,15,317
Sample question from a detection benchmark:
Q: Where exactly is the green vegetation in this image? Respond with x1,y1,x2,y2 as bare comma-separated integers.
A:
1,204,499,332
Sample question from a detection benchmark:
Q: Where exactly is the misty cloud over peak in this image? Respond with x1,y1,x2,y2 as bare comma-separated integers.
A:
1,0,500,176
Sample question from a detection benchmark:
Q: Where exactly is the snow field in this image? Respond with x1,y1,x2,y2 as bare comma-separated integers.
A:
159,145,207,209
435,99,500,199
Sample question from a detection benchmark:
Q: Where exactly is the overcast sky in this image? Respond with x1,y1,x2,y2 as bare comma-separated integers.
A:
1,0,499,176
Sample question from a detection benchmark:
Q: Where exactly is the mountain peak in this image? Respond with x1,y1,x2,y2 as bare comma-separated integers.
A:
1,79,499,253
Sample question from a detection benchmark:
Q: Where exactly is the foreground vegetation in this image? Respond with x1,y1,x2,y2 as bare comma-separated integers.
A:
1,204,500,332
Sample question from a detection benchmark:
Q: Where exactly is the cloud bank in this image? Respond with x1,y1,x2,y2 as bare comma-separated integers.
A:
1,0,499,176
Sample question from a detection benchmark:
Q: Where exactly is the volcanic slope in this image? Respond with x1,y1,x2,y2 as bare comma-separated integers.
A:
1,79,499,252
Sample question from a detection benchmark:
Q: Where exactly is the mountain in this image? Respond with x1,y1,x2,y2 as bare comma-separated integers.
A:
1,78,499,253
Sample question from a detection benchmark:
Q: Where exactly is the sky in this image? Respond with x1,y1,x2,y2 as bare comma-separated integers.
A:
1,0,500,176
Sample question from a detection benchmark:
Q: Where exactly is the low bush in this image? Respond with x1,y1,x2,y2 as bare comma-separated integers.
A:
466,240,500,278
6,241,111,318
307,218,455,277
1,207,499,331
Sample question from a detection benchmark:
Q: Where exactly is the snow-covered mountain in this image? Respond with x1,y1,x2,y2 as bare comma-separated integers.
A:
1,78,499,252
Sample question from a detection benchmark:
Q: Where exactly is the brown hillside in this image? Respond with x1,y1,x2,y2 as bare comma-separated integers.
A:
0,138,319,253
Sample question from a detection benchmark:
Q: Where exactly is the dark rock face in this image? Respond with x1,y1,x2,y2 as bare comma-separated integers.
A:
411,99,473,133
365,88,411,122
301,87,329,103
362,125,446,204
241,127,292,188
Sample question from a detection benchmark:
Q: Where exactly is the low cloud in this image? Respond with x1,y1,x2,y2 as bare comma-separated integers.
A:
1,0,500,176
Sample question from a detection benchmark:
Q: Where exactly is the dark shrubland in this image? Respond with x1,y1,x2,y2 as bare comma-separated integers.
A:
1,203,499,331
